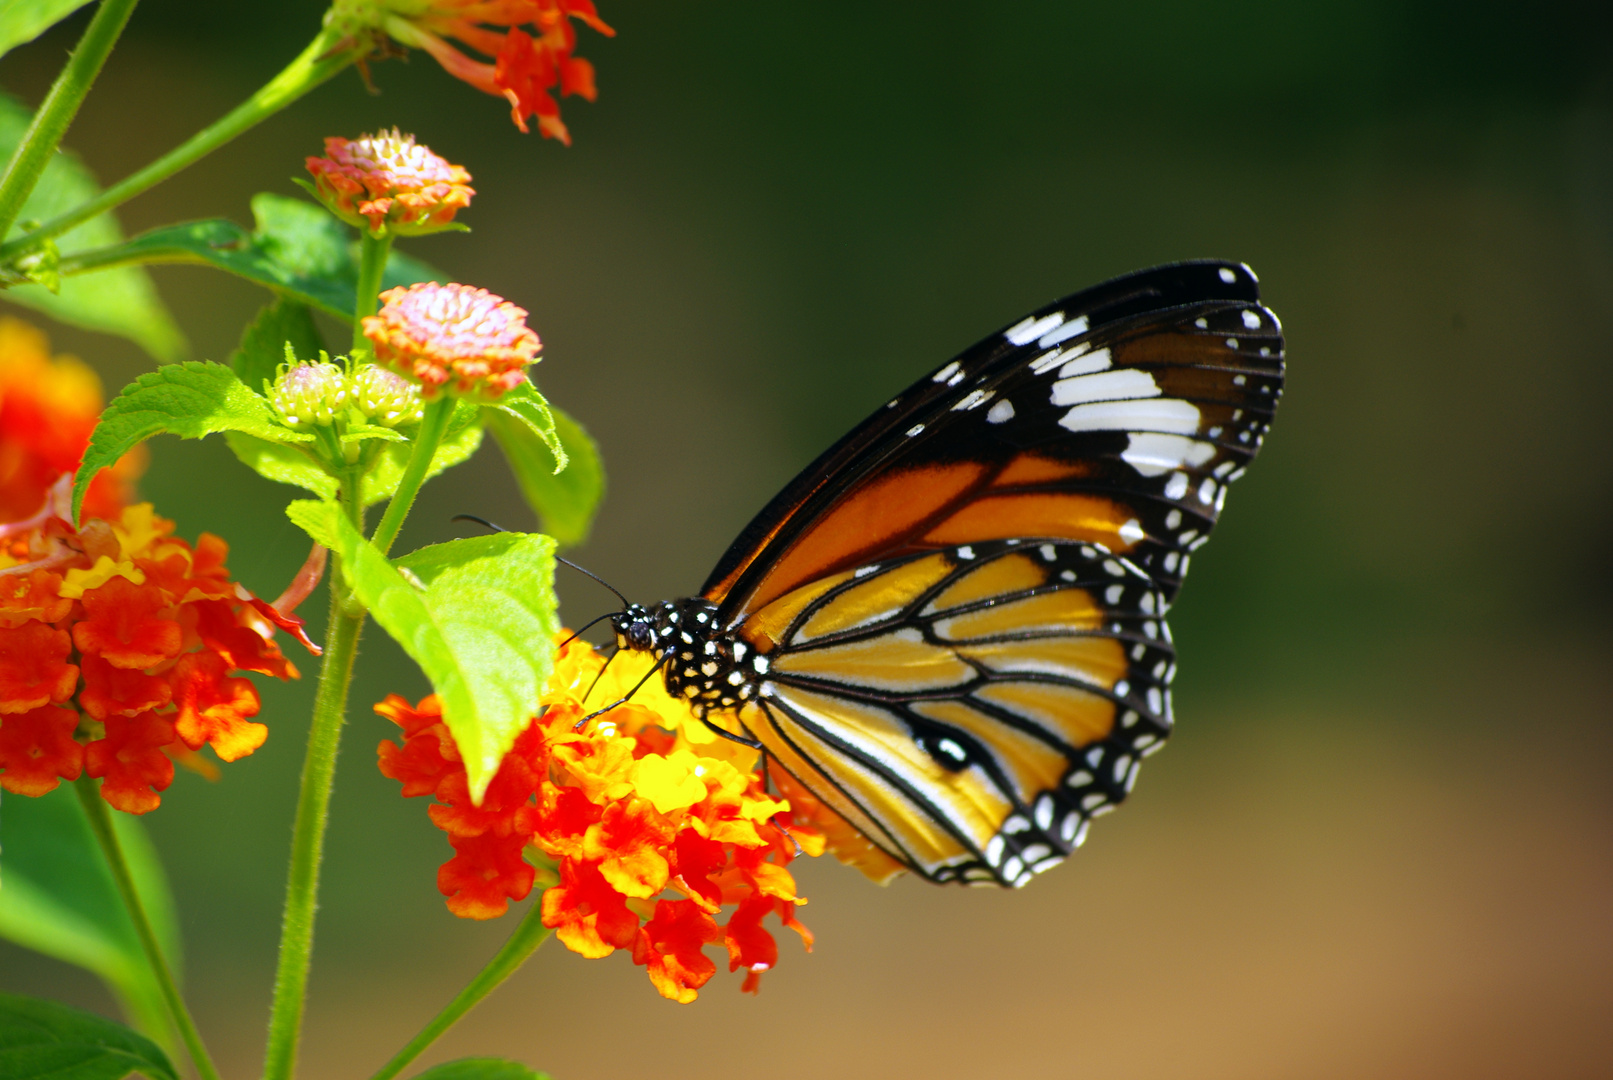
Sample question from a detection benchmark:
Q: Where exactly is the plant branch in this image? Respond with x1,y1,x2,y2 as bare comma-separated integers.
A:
352,230,392,354
0,0,141,241
367,897,552,1080
0,23,359,262
369,395,451,556
74,775,223,1080
261,472,367,1080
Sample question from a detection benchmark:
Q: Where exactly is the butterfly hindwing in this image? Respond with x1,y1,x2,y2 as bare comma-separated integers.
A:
741,539,1175,886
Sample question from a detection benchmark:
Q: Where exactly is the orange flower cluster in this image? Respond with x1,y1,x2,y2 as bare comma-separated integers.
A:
305,130,473,236
0,319,304,813
0,319,138,523
377,637,825,1002
362,282,539,400
363,0,614,142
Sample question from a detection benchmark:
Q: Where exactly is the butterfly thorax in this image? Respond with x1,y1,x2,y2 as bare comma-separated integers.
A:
611,599,765,716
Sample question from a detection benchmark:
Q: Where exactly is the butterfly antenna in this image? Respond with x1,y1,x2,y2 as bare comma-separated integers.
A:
452,513,631,610
555,556,630,610
575,651,670,729
579,644,620,707
557,610,617,651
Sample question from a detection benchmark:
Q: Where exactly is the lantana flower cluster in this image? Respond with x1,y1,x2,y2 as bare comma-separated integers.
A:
362,281,539,400
305,130,474,236
335,0,614,141
377,636,826,1002
0,321,304,813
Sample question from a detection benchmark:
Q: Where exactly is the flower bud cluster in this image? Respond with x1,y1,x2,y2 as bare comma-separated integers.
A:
269,359,423,429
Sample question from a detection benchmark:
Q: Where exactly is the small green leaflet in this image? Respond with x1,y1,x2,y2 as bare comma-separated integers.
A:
485,404,603,548
0,0,97,59
0,994,178,1080
53,194,442,322
409,1060,551,1080
287,500,558,802
0,94,183,362
71,361,309,523
482,381,566,472
0,787,181,1055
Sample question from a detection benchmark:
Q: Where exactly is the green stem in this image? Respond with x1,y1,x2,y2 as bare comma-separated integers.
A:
369,395,452,556
368,898,552,1080
261,469,367,1080
0,0,140,241
0,24,358,262
352,231,393,354
73,775,223,1080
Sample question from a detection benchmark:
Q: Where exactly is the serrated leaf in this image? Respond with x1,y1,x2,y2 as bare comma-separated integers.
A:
0,787,180,1055
482,382,565,471
0,94,183,362
229,298,324,393
53,194,444,323
358,399,484,509
287,500,558,801
409,1060,551,1080
73,361,308,522
0,0,97,58
0,994,177,1080
222,431,337,499
485,405,603,548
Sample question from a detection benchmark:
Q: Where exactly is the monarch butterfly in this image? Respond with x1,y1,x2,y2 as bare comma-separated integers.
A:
610,259,1284,887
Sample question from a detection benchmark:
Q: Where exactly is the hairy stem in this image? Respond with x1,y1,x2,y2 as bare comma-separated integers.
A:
369,395,451,556
368,897,552,1080
0,0,140,241
261,470,367,1080
352,231,393,354
74,775,223,1080
0,24,357,262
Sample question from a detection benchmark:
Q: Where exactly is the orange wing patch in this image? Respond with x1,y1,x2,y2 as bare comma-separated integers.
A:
922,493,1143,553
957,636,1128,686
743,462,988,612
931,589,1105,641
740,569,856,653
922,552,1048,614
797,553,955,642
770,628,974,692
991,453,1094,487
972,681,1116,749
909,699,1070,804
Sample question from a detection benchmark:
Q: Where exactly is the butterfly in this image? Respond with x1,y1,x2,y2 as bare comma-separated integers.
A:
609,260,1284,887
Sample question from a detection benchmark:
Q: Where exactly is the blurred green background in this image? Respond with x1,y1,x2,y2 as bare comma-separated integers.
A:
3,1,1611,1077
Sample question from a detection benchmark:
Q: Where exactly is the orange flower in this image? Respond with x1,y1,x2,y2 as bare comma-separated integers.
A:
335,0,614,141
305,130,474,236
0,703,82,796
86,710,177,814
362,282,540,400
0,319,142,523
376,636,829,1001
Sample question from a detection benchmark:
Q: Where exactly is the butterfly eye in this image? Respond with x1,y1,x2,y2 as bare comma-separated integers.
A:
625,621,655,650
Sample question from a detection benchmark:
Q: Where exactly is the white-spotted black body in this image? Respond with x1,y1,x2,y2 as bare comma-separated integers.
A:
612,599,764,715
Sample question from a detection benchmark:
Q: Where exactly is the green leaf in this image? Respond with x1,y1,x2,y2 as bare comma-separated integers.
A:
0,993,178,1080
485,405,604,548
229,298,324,393
358,399,484,509
54,194,444,324
0,0,97,58
222,431,337,499
73,361,309,522
409,1060,550,1080
0,787,181,1055
287,500,558,801
482,381,566,472
0,93,183,362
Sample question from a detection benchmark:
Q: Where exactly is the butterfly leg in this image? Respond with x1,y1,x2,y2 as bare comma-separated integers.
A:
700,716,762,749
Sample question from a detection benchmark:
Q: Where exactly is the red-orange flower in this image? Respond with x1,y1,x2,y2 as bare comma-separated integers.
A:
376,636,830,1001
0,703,82,796
86,710,177,815
362,282,540,400
338,0,614,141
305,130,474,235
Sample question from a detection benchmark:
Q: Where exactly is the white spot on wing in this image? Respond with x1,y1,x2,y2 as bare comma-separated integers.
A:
1038,314,1088,347
906,423,925,437
1164,472,1190,500
1118,518,1145,545
1059,398,1202,436
1218,267,1237,283
985,399,1015,424
1051,368,1160,407
1005,312,1064,346
1056,348,1112,379
933,361,961,383
1241,309,1262,330
1121,432,1216,477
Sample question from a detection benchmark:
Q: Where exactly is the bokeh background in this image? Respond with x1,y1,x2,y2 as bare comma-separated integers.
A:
4,2,1612,1077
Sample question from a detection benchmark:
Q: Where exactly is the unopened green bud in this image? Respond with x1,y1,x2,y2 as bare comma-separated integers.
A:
351,364,424,427
271,361,350,427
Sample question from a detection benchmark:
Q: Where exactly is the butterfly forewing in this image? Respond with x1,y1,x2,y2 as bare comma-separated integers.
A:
741,540,1175,886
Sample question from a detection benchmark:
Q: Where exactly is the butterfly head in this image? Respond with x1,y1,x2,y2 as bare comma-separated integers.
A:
611,603,659,652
